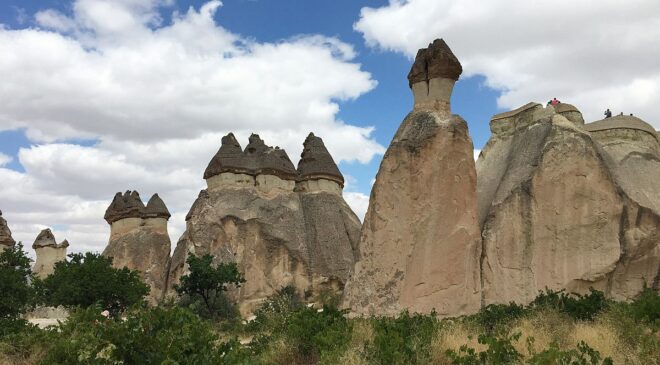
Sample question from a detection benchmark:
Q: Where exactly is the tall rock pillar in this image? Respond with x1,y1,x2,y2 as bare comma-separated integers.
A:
0,210,16,251
32,229,69,279
343,39,482,316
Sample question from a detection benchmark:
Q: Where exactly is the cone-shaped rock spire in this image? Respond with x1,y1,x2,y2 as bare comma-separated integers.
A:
143,194,171,220
204,133,297,181
104,190,146,224
408,39,462,87
204,133,250,179
0,210,16,248
32,228,57,249
297,133,344,186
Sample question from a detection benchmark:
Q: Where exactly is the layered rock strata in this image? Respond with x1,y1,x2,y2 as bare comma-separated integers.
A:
477,103,659,305
168,133,360,315
103,191,171,303
0,210,16,250
343,39,482,316
32,228,69,279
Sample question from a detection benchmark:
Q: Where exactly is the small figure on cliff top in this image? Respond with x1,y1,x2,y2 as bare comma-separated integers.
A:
547,97,560,106
604,108,612,118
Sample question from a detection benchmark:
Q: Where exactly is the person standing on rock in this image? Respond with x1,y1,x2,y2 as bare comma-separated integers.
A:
604,108,612,118
548,97,560,106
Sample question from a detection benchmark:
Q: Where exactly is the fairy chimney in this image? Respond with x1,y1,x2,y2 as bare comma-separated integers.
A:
408,39,463,114
32,228,69,279
295,133,345,195
0,210,16,250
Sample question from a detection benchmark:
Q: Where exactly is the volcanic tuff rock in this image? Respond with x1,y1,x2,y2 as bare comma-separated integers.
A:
343,39,482,316
478,103,660,305
103,191,171,303
0,210,16,249
168,133,360,315
32,228,69,279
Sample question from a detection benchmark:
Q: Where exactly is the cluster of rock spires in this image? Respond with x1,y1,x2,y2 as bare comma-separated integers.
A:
9,38,656,318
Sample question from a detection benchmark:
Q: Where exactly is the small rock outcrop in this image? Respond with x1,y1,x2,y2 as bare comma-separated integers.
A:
477,103,659,305
343,39,482,316
102,191,171,303
168,133,361,315
32,228,69,279
0,210,16,250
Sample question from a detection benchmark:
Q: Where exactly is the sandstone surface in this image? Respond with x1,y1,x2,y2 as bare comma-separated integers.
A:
103,191,171,303
168,133,360,315
32,228,69,279
0,210,16,249
343,39,482,317
478,104,659,305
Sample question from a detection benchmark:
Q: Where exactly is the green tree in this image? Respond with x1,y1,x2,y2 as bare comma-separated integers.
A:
40,252,148,316
0,243,34,318
175,254,245,319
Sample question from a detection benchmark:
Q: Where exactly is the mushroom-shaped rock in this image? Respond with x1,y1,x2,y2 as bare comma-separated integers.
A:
408,39,462,86
553,103,584,125
407,39,463,113
259,148,297,180
32,229,68,279
104,191,145,224
32,228,57,249
204,133,249,179
296,133,344,186
143,194,171,220
0,210,16,248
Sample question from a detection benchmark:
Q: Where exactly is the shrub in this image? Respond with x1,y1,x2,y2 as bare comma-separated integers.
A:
284,305,351,363
527,340,614,365
175,254,245,320
475,302,526,333
530,288,608,321
0,243,35,318
40,252,149,316
627,284,659,327
369,311,438,365
41,305,235,365
247,285,303,332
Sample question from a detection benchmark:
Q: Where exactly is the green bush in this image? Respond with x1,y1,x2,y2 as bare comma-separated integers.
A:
40,252,149,316
0,242,35,318
41,305,235,365
474,302,525,332
369,310,438,365
284,305,351,363
527,340,614,365
530,288,609,321
247,285,303,332
627,284,659,327
175,254,245,320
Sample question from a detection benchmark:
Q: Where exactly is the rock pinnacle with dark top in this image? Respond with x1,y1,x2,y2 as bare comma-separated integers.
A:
0,210,16,247
32,228,57,249
407,38,463,87
104,190,146,224
296,133,344,186
143,194,172,220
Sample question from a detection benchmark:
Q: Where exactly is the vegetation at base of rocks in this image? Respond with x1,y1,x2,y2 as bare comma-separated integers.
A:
38,252,149,316
1,249,657,365
0,243,35,320
175,254,246,320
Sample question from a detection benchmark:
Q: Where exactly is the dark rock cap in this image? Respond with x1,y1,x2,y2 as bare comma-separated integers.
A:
32,228,57,249
296,133,344,185
204,133,297,181
143,194,171,220
408,39,463,87
0,210,16,247
104,190,146,224
58,239,70,248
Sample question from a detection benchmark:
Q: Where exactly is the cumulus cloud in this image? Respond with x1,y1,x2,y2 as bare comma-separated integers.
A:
0,153,12,167
0,0,384,255
343,192,370,221
355,0,660,128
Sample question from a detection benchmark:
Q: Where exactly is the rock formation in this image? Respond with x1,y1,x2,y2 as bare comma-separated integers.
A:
477,103,659,305
168,133,361,315
32,228,69,279
343,39,482,316
103,191,171,303
0,210,16,250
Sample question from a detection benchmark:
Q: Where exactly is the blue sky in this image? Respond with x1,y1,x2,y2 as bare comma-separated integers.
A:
1,0,658,253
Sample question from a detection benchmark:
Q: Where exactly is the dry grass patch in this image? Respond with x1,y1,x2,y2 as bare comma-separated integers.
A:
430,321,487,364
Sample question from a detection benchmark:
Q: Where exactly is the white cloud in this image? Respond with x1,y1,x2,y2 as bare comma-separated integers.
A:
0,153,11,167
343,191,370,221
473,149,480,161
0,0,384,256
355,0,660,128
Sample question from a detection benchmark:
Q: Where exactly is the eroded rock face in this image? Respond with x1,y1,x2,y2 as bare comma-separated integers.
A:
343,111,482,316
102,192,171,303
32,229,69,279
168,134,361,315
478,105,659,305
0,210,16,249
